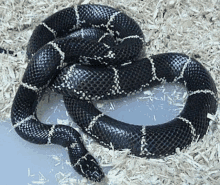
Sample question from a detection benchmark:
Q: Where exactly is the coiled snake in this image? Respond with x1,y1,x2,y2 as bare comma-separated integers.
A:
10,4,218,182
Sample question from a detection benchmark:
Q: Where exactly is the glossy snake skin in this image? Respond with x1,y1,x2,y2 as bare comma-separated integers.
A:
11,4,218,182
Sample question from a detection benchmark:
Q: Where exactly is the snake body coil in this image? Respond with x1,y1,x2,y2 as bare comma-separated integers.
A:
11,4,218,182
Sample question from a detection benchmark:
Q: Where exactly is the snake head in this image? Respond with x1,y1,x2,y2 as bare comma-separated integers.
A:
73,154,105,182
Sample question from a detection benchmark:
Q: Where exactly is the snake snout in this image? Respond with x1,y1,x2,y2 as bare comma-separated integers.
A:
88,168,105,182
73,154,104,182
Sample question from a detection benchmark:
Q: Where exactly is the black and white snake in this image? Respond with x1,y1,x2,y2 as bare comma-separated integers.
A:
10,4,218,182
